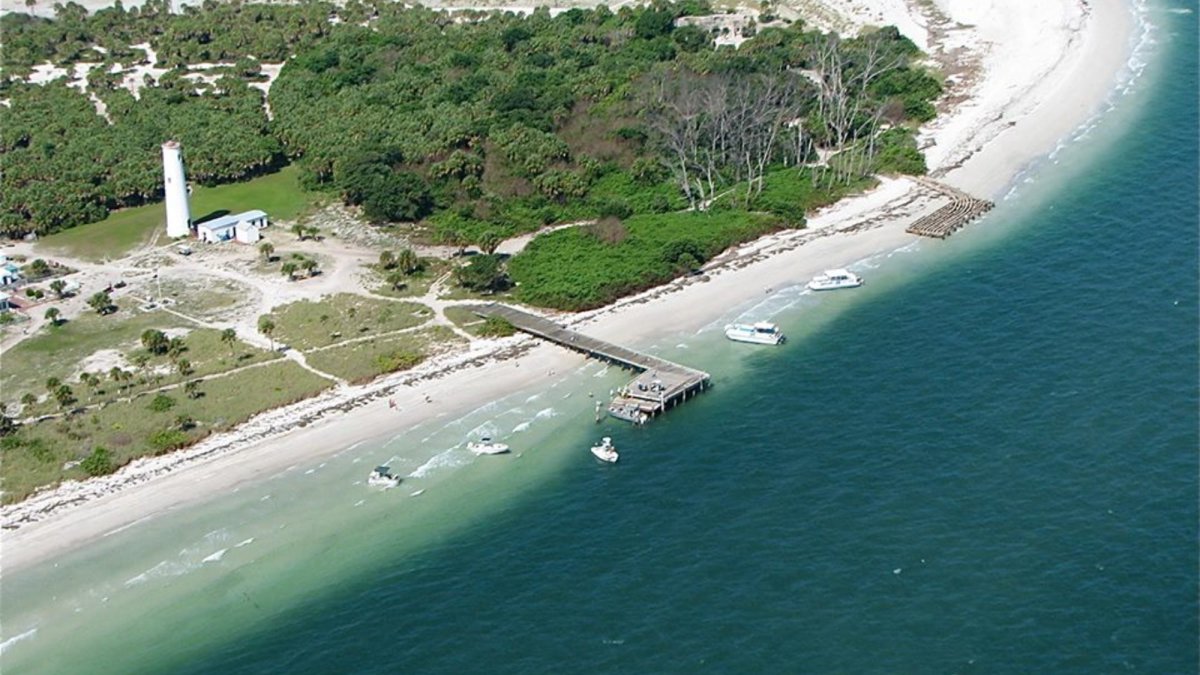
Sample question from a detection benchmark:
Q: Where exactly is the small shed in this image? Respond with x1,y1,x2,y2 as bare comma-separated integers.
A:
196,210,270,244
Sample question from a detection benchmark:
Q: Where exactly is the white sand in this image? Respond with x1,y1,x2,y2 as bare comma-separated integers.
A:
0,0,1138,573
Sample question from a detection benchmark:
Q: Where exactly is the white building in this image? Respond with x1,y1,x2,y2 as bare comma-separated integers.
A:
162,141,192,239
196,210,269,244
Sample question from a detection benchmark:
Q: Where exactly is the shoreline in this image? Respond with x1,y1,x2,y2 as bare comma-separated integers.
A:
0,0,1139,575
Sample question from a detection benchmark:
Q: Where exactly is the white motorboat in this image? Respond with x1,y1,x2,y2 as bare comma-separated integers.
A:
806,268,863,291
590,437,619,463
724,321,785,345
368,465,400,487
468,437,510,455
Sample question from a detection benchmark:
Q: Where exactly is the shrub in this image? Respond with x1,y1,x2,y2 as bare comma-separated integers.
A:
509,211,781,310
149,428,191,453
375,349,424,373
80,446,114,476
148,394,176,412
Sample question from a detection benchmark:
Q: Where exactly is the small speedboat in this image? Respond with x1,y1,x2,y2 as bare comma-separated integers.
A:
806,268,863,291
725,321,785,345
368,465,400,487
590,437,619,463
468,437,510,455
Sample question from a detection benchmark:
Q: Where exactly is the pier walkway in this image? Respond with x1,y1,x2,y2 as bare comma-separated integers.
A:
906,177,995,239
470,303,710,424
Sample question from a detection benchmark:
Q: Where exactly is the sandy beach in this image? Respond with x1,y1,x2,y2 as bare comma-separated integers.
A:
0,0,1137,574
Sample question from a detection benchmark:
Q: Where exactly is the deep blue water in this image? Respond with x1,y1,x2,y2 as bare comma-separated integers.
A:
4,4,1196,674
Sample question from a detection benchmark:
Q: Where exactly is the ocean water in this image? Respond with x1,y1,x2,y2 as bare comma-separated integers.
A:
2,3,1196,673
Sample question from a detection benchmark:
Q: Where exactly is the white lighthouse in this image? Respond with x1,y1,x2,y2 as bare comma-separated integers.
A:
162,140,192,239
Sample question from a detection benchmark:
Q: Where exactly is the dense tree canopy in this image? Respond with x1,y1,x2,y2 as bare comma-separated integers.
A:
0,0,942,244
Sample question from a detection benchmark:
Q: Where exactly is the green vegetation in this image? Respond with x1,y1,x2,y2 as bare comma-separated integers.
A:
265,295,432,351
304,326,463,384
1,311,280,418
443,307,515,337
37,166,321,261
0,361,334,503
508,211,782,310
4,3,939,250
478,316,517,338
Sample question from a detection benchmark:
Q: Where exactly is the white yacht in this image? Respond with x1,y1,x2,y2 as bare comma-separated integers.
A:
368,465,400,488
806,268,863,291
468,437,511,455
590,437,619,463
724,321,786,345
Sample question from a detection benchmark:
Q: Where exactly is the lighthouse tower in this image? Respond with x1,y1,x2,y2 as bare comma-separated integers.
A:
162,141,192,239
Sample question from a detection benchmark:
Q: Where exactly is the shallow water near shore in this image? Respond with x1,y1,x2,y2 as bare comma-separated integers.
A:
2,4,1197,672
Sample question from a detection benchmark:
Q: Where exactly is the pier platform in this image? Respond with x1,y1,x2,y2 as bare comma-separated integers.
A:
470,303,710,424
906,177,995,238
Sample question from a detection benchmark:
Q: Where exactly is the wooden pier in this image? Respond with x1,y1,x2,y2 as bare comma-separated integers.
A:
470,303,711,424
905,177,995,239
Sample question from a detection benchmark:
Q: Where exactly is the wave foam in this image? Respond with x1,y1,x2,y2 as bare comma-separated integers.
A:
408,448,468,479
0,628,37,655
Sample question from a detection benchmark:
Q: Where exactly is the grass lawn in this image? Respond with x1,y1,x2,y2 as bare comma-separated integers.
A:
304,326,464,384
444,306,492,337
2,309,187,401
265,294,433,351
3,308,280,415
0,361,334,504
37,166,324,262
156,276,260,321
368,259,446,299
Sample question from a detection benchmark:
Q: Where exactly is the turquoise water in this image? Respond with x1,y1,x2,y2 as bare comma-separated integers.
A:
3,4,1197,673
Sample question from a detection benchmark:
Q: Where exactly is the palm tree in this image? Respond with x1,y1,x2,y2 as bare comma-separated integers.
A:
184,379,201,399
175,358,193,377
88,291,112,315
291,223,307,241
396,248,421,275
141,328,168,354
46,376,61,394
258,316,277,350
379,250,396,270
54,385,76,409
220,327,237,354
49,279,67,298
167,336,187,361
44,307,61,326
281,262,299,281
81,372,100,401
258,241,275,262
301,258,319,278
479,233,503,255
